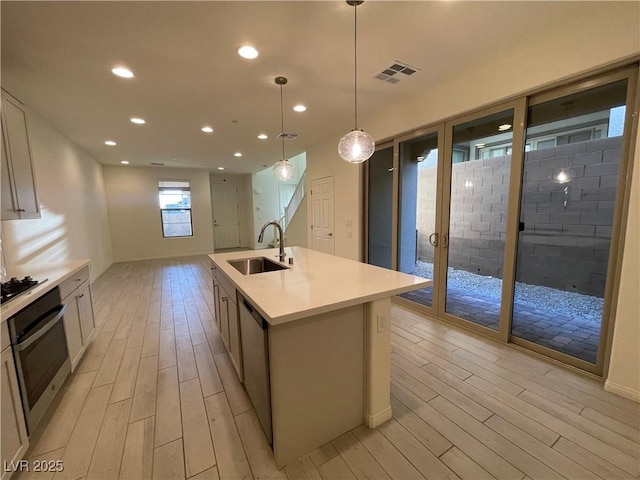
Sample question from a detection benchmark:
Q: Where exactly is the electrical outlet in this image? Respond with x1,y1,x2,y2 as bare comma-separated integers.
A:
347,231,352,238
346,219,353,227
377,314,386,333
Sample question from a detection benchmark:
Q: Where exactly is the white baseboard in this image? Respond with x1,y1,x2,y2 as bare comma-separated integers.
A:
365,406,392,428
604,379,640,403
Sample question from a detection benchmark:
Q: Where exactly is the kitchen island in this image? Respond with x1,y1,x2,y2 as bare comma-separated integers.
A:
209,246,431,467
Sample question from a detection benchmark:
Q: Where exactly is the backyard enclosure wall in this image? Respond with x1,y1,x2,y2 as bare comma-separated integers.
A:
416,137,621,296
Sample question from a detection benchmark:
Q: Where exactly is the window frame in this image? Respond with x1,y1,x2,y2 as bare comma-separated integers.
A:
158,180,193,238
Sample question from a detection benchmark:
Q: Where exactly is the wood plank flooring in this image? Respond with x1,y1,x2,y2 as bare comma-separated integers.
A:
16,256,640,480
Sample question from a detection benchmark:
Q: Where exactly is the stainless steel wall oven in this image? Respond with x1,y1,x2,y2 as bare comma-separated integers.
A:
7,287,70,434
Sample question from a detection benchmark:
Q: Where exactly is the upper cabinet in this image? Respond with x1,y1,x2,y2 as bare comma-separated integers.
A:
1,91,40,220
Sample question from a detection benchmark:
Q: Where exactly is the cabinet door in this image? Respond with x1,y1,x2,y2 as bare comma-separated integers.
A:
1,347,29,480
219,289,230,349
78,283,95,345
63,295,84,372
1,96,39,219
212,267,221,332
227,298,243,382
1,129,18,220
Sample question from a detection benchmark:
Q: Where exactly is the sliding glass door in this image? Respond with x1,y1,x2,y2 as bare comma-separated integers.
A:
510,74,634,370
365,66,637,374
442,107,518,331
396,129,442,310
366,145,394,269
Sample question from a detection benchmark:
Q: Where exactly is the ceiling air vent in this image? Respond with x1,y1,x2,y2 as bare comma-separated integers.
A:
374,61,420,84
150,162,165,166
277,132,298,140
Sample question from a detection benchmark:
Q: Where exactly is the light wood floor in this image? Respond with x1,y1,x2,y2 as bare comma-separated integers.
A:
16,256,640,480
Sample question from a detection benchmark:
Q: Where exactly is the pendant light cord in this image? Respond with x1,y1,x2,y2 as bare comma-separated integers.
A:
354,2,358,130
280,83,285,160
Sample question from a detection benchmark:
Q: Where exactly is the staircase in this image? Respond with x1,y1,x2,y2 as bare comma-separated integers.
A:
279,171,306,233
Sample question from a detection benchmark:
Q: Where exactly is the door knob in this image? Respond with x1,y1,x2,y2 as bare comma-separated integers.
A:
328,233,333,237
442,233,449,247
428,233,439,247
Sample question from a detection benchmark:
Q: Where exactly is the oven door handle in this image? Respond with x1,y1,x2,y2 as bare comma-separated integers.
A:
15,305,67,352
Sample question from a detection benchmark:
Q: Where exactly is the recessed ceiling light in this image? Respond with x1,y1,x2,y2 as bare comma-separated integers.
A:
112,66,134,78
237,45,259,59
498,124,512,131
120,160,130,165
104,140,117,146
130,117,146,125
234,152,242,157
257,134,268,140
218,167,225,171
201,126,213,133
293,105,307,112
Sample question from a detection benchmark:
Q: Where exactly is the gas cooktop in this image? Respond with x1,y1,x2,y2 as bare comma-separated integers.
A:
1,276,47,305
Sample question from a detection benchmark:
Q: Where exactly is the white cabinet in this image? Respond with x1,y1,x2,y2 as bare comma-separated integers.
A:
212,265,243,381
1,91,40,220
60,267,95,371
227,293,243,381
1,344,29,480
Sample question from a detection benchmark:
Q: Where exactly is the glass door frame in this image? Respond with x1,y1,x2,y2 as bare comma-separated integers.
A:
436,98,527,341
508,66,638,375
364,140,396,268
394,125,445,314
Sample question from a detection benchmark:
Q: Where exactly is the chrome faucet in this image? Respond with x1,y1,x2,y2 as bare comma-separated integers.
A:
258,221,286,261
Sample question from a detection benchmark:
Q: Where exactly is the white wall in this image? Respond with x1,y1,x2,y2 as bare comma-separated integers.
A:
251,168,281,248
284,195,308,248
1,105,113,280
305,6,639,395
606,128,640,402
104,166,213,261
209,173,253,249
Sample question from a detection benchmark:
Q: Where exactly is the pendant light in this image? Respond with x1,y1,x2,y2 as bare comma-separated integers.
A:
272,76,296,181
338,0,375,164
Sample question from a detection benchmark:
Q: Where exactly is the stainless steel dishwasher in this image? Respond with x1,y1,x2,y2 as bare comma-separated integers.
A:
238,292,272,443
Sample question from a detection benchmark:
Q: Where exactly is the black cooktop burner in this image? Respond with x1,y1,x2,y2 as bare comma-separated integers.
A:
1,277,46,305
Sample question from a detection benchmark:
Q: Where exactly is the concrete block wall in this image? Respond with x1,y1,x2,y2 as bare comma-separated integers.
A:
415,137,622,296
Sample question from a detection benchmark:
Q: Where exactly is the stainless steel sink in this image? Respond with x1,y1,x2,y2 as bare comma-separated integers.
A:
227,257,290,275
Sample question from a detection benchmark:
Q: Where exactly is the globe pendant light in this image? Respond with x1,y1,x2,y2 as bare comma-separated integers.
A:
272,76,296,181
338,0,375,164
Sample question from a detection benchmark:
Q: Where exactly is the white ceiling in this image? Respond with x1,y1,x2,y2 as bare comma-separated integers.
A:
1,1,593,174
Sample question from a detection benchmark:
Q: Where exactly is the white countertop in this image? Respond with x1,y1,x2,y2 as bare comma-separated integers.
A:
1,260,90,320
209,247,431,325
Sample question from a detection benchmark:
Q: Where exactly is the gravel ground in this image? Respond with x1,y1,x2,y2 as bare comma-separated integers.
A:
411,261,604,325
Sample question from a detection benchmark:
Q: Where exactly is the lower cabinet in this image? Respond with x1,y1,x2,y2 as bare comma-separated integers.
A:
61,267,95,372
227,293,243,382
212,265,243,381
1,345,29,480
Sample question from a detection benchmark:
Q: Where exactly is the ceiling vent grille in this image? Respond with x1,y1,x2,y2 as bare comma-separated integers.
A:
277,132,298,140
150,162,165,166
374,61,419,84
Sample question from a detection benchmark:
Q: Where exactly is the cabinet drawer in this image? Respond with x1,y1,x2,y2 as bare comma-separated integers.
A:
59,266,90,300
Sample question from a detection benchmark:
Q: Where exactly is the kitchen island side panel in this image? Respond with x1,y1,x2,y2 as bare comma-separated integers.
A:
268,304,364,468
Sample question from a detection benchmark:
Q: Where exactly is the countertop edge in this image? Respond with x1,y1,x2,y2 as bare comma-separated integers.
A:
1,260,91,322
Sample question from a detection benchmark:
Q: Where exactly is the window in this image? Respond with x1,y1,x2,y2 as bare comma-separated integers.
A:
158,180,193,237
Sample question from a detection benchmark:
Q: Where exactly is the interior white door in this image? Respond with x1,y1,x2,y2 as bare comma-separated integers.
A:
311,176,334,255
212,183,241,249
